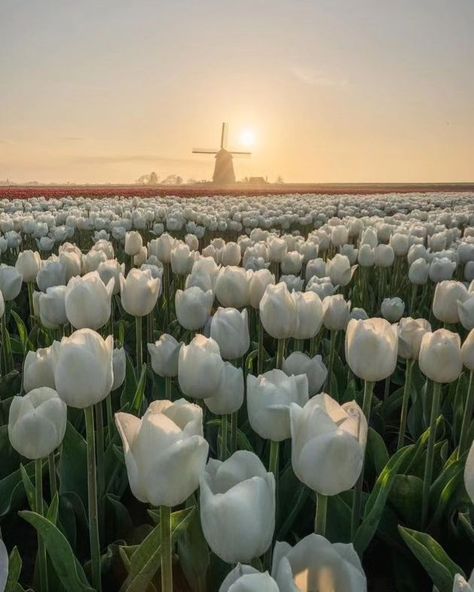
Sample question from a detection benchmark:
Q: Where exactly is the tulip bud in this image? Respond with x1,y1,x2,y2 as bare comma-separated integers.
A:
272,534,367,591
178,335,224,399
65,271,114,330
124,231,143,256
210,307,250,360
323,294,350,331
259,282,297,339
247,369,308,441
292,291,324,339
23,346,56,393
204,362,244,415
120,268,160,317
381,297,405,322
8,387,67,459
175,287,213,330
345,318,398,382
115,399,208,506
465,441,474,504
200,451,275,564
15,250,41,283
52,329,114,408
432,281,469,324
249,269,275,309
215,267,251,308
290,394,367,495
219,565,279,592
112,347,126,390
148,334,182,377
419,329,462,383
0,265,22,301
283,352,327,396
397,317,431,360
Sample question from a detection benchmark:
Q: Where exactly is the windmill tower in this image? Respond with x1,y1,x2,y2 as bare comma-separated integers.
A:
193,122,251,184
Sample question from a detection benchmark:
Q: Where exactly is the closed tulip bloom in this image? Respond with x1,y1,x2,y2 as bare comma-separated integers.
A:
149,233,175,263
381,297,405,322
37,259,67,292
429,257,456,283
171,243,194,275
419,329,462,383
249,269,275,309
272,534,367,592
8,387,67,459
59,250,82,282
112,347,126,390
327,254,354,287
120,268,160,317
345,318,398,382
259,282,297,339
390,232,410,256
204,361,244,415
280,251,304,275
23,346,56,393
268,237,287,263
52,329,114,408
115,399,208,507
247,369,308,441
305,258,326,281
124,231,143,256
281,274,304,293
178,335,224,399
374,244,395,267
220,242,241,266
133,246,148,267
433,281,469,324
0,265,22,301
397,317,431,360
220,565,279,592
97,259,125,295
200,451,275,564
306,276,337,300
409,258,429,285
38,285,67,328
210,308,250,360
283,352,327,396
323,294,351,331
461,330,474,370
65,271,114,330
148,334,182,377
358,244,375,267
290,394,367,495
175,286,214,330
453,571,474,592
331,225,349,247
350,307,369,321
465,441,474,504
215,266,251,308
15,250,41,282
82,249,107,274
292,291,324,339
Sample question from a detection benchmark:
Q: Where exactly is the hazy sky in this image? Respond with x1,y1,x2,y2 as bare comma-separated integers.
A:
1,0,473,184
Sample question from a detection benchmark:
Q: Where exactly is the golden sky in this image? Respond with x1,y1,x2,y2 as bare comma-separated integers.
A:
1,0,473,184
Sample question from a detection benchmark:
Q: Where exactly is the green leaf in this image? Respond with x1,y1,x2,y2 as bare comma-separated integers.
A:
19,510,93,592
177,501,210,592
58,422,88,506
354,444,414,554
47,492,60,526
398,526,465,592
19,464,35,511
0,462,35,517
10,310,32,354
365,427,389,477
5,546,22,592
389,475,423,527
130,364,147,416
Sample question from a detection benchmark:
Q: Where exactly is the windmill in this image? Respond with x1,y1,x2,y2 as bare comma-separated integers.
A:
193,122,251,184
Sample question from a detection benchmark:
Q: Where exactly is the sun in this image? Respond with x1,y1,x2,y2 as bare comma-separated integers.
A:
240,128,256,148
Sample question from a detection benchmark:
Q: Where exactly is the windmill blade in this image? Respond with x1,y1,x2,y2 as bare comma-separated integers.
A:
221,122,228,149
192,148,218,154
230,151,252,157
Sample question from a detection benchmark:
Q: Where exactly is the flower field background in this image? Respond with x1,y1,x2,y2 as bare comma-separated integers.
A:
0,191,473,591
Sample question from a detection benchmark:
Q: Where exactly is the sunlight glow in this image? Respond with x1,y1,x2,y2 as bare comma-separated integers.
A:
240,128,256,148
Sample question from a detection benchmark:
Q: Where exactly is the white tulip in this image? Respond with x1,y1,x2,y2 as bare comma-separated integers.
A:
290,394,367,495
465,441,474,504
215,266,251,308
124,231,143,256
323,294,351,331
259,282,297,339
433,281,469,324
283,352,327,396
175,287,213,330
249,269,275,309
120,268,160,317
115,399,208,506
210,308,250,360
112,347,126,391
397,317,431,360
220,565,279,592
327,254,354,287
15,250,41,282
97,259,125,295
38,286,67,329
204,362,244,415
200,451,275,564
23,346,56,393
178,335,224,399
292,291,324,340
65,271,114,330
381,297,405,322
36,260,67,292
409,258,429,285
0,265,22,301
453,570,474,592
148,334,182,377
419,329,462,383
247,369,308,441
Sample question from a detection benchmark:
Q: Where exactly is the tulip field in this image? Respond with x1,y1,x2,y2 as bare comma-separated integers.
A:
0,191,474,592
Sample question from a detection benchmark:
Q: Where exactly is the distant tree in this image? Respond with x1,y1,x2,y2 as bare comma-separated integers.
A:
176,176,183,185
149,171,159,185
276,175,284,184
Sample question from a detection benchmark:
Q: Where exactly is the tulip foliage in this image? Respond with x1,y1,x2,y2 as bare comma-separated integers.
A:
0,191,473,591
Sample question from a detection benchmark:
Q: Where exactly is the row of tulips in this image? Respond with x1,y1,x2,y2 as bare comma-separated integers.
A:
0,191,473,591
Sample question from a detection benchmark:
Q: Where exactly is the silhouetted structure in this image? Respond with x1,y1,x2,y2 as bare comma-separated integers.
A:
193,123,251,184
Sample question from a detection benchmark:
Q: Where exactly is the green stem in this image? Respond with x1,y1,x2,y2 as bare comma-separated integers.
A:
314,493,328,536
268,440,280,482
351,380,374,538
163,263,170,328
135,316,143,373
165,376,172,399
160,505,173,592
35,459,48,592
257,314,265,374
84,406,102,592
459,370,474,457
27,282,35,327
230,411,238,453
95,402,105,541
220,415,228,460
106,394,114,445
276,338,285,370
48,452,57,500
397,360,415,449
327,330,337,397
421,381,442,527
